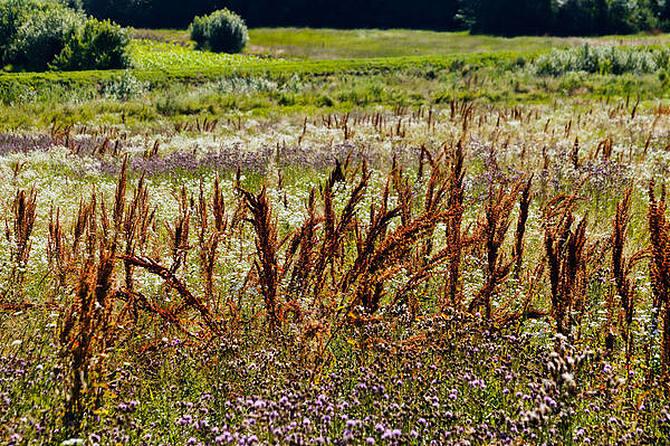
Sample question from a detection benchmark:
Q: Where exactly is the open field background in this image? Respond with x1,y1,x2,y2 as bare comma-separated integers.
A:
2,28,670,445
2,29,670,131
245,29,670,58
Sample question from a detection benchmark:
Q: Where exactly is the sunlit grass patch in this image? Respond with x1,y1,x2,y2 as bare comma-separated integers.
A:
128,39,266,71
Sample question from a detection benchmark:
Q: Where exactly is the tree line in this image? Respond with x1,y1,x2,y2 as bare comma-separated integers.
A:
82,0,670,36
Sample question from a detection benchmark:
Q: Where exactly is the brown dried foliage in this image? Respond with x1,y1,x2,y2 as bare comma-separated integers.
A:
239,186,282,332
648,181,670,377
4,188,38,300
543,194,590,337
611,187,644,362
469,179,526,320
443,142,466,309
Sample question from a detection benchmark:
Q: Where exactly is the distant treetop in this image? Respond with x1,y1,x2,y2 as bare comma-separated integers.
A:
81,0,670,36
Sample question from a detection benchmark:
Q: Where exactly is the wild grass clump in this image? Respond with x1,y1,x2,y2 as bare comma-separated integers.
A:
535,44,670,76
101,71,148,101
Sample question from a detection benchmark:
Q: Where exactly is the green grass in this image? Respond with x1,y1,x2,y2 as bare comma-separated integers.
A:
128,40,258,71
126,36,537,77
0,28,668,131
2,28,669,104
0,38,533,106
135,27,670,60
247,28,575,59
0,61,666,131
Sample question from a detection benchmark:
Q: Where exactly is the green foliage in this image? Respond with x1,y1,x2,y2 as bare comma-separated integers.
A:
189,9,248,54
82,0,461,30
78,0,669,37
61,0,83,8
8,7,82,72
128,39,253,71
51,18,130,70
464,0,662,36
2,0,84,71
0,0,28,66
535,44,670,76
101,71,147,100
0,0,129,72
553,0,660,36
628,0,662,31
468,0,554,36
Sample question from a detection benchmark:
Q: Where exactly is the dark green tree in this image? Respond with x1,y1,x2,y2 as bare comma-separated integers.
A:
80,0,663,35
469,0,554,36
555,0,604,35
84,0,461,29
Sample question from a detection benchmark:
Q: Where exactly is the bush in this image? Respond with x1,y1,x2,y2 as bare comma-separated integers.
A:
0,1,28,66
51,18,129,70
190,9,248,54
102,71,147,101
5,1,84,71
0,0,129,72
535,45,670,77
0,0,83,70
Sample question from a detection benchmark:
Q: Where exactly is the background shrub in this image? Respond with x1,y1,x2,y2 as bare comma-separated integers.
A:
0,1,28,66
5,2,84,71
190,9,248,54
51,18,129,70
0,0,129,72
101,71,148,100
0,0,82,70
534,44,670,76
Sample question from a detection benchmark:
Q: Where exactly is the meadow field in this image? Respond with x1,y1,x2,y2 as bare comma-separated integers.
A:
2,27,670,445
